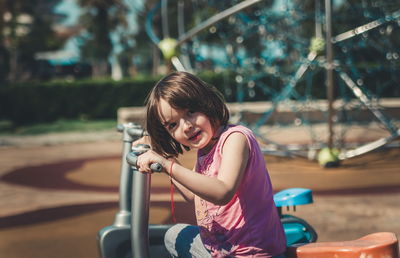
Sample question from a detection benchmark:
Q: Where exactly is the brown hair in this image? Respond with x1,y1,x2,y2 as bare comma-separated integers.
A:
145,71,230,157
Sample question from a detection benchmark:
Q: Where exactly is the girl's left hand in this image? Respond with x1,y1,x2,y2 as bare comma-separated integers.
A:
136,150,167,173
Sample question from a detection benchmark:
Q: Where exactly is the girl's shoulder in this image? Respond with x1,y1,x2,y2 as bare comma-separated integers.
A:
221,124,254,138
217,124,256,151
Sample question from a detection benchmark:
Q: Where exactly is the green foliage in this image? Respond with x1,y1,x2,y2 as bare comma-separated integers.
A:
0,119,116,135
0,73,229,126
0,77,154,126
2,71,398,127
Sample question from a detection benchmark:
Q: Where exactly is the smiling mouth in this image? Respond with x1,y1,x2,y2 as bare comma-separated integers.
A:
189,131,202,141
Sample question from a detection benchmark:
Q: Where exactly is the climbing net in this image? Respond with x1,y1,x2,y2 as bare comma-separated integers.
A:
145,0,400,160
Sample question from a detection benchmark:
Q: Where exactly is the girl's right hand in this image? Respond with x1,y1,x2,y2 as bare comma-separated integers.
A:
136,149,169,174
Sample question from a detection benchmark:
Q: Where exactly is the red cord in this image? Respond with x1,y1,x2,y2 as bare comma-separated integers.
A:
169,160,176,223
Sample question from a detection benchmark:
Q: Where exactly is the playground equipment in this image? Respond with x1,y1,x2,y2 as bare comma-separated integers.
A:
286,232,399,258
98,123,399,257
143,0,400,163
97,123,317,258
97,123,171,258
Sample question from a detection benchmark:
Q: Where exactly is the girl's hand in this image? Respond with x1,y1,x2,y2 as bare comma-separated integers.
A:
136,149,168,173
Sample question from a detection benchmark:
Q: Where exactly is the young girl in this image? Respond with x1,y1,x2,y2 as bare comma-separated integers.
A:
135,71,286,258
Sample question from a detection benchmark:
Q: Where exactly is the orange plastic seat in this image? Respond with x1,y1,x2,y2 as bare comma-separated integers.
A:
286,232,399,258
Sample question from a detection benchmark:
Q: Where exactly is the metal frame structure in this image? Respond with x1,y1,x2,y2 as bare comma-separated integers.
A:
144,0,400,160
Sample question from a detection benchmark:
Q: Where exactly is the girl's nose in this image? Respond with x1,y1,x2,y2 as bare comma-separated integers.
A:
183,118,193,132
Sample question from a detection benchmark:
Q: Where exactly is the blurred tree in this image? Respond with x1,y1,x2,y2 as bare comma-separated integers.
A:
0,0,66,83
77,0,129,78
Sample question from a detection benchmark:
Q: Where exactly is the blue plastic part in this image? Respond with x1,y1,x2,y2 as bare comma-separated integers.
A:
273,188,313,207
283,222,312,246
280,214,318,246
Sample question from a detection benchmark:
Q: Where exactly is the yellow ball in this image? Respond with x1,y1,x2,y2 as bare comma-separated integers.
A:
318,147,340,167
310,37,325,54
158,38,178,60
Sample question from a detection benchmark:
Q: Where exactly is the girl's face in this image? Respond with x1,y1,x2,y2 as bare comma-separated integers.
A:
158,98,214,151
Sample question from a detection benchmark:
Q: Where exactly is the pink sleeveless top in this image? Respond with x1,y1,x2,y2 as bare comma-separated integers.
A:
194,125,286,257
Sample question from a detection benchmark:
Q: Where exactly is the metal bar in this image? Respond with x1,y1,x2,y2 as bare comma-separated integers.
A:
315,0,322,38
177,0,185,37
113,125,135,227
176,0,191,71
325,0,334,149
161,0,169,37
131,168,151,258
338,71,397,134
177,0,263,46
332,9,400,43
171,56,186,71
339,128,400,160
255,52,317,129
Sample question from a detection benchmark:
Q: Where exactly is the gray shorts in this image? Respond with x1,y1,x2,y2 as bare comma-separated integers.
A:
164,223,286,258
164,223,211,258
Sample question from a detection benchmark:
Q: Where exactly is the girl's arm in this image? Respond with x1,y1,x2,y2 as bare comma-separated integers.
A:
137,132,249,205
171,176,195,202
170,160,195,202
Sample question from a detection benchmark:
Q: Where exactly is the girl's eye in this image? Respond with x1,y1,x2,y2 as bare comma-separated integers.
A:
168,122,177,130
188,110,195,115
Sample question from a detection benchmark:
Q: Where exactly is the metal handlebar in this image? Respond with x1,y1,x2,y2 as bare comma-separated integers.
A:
126,152,163,172
116,124,147,136
117,123,148,143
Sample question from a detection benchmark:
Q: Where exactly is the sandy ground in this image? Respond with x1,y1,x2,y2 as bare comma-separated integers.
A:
0,130,399,258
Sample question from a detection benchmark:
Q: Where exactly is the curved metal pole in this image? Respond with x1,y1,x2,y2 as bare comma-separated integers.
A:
339,128,400,160
145,2,161,44
177,0,263,46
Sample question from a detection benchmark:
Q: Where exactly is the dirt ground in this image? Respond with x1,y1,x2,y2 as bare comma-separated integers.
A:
0,131,399,258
